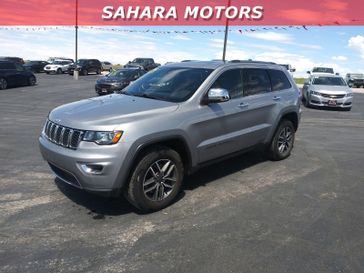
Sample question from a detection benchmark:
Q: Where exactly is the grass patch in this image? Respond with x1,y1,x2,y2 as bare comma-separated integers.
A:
294,78,306,85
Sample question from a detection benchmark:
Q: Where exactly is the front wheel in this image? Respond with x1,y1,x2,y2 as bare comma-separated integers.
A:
96,68,101,75
126,146,184,212
28,76,36,86
0,78,7,90
56,68,62,74
267,119,295,161
82,69,88,76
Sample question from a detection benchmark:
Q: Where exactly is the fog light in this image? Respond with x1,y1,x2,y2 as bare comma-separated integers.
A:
81,164,104,174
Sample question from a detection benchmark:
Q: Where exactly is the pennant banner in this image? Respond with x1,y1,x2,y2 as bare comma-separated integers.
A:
0,0,363,26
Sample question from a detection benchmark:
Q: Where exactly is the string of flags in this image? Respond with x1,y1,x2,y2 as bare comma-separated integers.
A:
0,25,309,34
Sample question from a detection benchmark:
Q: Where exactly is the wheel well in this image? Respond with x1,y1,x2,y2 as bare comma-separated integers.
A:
133,138,192,173
281,112,298,131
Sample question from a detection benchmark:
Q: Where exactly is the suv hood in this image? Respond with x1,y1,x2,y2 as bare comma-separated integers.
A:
49,94,179,130
311,85,351,94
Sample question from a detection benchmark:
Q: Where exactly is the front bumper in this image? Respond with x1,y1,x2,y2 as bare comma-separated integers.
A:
308,93,352,108
39,134,132,194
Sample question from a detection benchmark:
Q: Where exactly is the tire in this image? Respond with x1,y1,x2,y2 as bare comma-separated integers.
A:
109,68,112,72
343,107,352,111
57,68,62,74
46,72,50,74
0,78,7,90
267,119,295,161
96,68,101,75
28,76,36,86
82,69,88,76
126,146,184,212
303,94,311,108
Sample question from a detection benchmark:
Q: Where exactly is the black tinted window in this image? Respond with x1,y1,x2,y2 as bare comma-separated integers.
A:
268,69,292,91
211,69,243,99
243,69,271,96
0,62,15,69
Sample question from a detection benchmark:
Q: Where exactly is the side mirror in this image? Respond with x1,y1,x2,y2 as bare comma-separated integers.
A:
335,73,340,75
348,83,353,87
206,88,230,103
307,71,311,74
290,68,296,72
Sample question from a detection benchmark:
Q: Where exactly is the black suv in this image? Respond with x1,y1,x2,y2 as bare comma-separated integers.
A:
0,61,36,90
68,59,102,76
95,67,147,95
24,61,49,73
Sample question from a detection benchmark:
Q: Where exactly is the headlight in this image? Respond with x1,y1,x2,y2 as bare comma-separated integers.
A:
310,90,321,96
346,92,353,97
83,131,123,145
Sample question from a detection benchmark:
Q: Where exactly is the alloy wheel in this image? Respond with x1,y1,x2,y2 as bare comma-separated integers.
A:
0,78,7,90
143,159,177,201
277,126,293,154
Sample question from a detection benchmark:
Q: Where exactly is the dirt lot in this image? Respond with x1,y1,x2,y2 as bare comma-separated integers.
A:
1,74,364,273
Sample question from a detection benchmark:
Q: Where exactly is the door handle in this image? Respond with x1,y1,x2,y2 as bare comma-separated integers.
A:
273,96,281,101
237,102,249,108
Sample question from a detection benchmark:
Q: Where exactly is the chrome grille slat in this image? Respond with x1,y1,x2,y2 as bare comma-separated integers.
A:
43,120,83,149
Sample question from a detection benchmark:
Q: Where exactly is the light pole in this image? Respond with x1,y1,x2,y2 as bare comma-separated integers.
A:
222,0,231,61
74,0,79,80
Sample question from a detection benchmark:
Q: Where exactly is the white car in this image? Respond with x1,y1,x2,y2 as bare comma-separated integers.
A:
101,61,112,71
44,60,73,74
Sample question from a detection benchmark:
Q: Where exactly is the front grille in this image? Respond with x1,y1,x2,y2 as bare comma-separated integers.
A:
320,93,345,99
44,120,84,149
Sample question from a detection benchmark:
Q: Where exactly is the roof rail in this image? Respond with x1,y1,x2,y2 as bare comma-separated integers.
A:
229,60,276,65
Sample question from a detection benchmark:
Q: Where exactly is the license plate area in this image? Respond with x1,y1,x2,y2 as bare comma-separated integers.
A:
328,99,337,106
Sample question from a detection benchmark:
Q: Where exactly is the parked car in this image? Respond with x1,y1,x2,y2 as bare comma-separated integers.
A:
39,60,301,212
24,61,49,73
44,60,73,74
68,59,102,76
0,56,25,64
0,61,36,90
47,57,74,63
101,61,113,72
95,67,146,95
125,58,160,71
302,73,353,110
345,73,364,88
308,67,334,74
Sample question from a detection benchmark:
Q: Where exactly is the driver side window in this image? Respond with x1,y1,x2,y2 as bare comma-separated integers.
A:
15,64,24,72
211,69,243,99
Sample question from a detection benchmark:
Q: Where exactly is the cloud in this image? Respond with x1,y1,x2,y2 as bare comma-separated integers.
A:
348,35,364,59
214,49,250,61
243,32,293,43
172,34,191,40
332,55,347,61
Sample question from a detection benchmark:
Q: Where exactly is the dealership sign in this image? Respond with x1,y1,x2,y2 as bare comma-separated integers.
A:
0,0,363,25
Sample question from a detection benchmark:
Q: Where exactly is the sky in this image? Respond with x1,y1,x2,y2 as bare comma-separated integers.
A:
0,26,363,77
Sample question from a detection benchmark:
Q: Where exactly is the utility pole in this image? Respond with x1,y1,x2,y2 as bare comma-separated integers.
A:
74,0,79,79
222,0,231,62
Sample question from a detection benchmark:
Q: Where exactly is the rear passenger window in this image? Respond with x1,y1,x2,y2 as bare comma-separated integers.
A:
268,69,292,91
0,63,15,69
243,69,271,96
211,69,243,99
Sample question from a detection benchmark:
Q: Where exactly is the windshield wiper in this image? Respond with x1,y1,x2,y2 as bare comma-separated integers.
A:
130,93,162,100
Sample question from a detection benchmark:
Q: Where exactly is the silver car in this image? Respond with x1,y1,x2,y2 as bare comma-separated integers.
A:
302,73,353,110
39,61,301,212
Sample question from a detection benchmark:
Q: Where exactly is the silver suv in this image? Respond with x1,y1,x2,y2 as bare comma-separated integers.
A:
39,61,301,212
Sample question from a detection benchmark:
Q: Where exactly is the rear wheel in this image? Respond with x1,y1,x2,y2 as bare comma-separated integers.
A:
82,69,88,76
96,68,101,75
126,146,184,212
28,76,36,86
109,68,112,72
0,78,7,90
268,119,295,161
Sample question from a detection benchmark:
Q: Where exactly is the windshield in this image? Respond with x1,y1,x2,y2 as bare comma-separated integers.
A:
76,59,87,64
312,77,346,86
349,74,364,78
132,58,146,63
52,61,63,65
108,70,134,78
123,66,213,102
312,67,334,74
